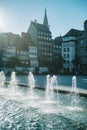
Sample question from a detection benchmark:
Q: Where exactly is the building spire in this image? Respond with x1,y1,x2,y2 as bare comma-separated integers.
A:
43,8,49,29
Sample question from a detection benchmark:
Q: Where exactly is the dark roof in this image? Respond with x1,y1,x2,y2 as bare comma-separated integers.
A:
63,29,84,37
33,22,50,32
84,19,87,25
1,33,20,48
55,36,62,41
16,32,36,51
16,38,28,51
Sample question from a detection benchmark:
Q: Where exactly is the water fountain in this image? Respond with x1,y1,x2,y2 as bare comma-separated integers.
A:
8,71,18,94
51,75,57,89
0,72,87,130
10,71,17,87
28,72,35,95
46,75,58,100
0,71,6,86
46,74,51,101
45,75,60,113
71,75,79,108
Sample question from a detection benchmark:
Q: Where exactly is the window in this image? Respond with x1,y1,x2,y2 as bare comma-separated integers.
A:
67,48,69,52
64,54,66,58
67,60,69,64
64,48,66,52
67,54,69,58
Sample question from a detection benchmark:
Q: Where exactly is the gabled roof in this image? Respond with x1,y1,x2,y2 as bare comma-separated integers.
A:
16,38,28,51
0,33,20,48
21,32,33,45
33,22,50,32
63,29,84,37
16,32,36,51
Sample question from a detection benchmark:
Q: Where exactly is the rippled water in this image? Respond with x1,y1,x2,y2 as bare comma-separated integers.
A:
0,85,87,130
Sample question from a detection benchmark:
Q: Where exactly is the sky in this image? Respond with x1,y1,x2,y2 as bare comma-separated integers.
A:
0,0,87,38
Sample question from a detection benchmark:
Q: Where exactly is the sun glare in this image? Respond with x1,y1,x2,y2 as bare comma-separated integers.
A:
0,19,3,27
0,11,5,30
0,14,2,25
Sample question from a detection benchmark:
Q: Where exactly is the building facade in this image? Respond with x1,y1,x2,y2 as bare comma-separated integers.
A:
79,20,87,74
0,33,20,68
28,45,38,67
16,32,38,68
52,36,62,73
62,29,83,73
27,9,52,69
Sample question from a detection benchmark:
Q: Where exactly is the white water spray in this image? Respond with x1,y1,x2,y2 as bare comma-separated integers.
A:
10,71,17,87
71,75,78,107
28,72,35,95
0,71,6,86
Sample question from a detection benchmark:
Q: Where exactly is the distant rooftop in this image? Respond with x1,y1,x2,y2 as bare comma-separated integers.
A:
63,29,84,37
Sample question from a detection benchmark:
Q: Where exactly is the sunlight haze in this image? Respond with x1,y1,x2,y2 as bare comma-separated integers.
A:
0,0,87,38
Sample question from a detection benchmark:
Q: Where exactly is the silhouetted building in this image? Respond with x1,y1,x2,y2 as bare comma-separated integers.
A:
0,33,20,68
16,32,38,67
52,36,62,73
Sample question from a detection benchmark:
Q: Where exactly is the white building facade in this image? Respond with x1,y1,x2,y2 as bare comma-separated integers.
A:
62,36,76,73
28,45,38,67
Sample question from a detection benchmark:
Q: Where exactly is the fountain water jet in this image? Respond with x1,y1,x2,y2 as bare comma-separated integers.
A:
46,75,59,100
46,75,51,101
70,75,79,110
28,72,35,96
51,75,60,111
9,71,17,92
45,75,60,112
0,71,6,87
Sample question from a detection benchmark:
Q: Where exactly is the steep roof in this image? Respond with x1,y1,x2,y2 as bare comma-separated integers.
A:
16,32,36,51
16,37,28,51
63,29,84,37
21,32,33,44
0,33,20,48
43,8,49,29
33,22,50,32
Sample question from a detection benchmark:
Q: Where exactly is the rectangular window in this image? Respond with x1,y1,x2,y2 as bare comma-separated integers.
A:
67,54,69,58
64,48,66,52
67,48,69,52
64,54,66,58
67,60,69,64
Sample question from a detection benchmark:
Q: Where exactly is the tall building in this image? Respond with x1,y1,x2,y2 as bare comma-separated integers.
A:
62,29,83,73
62,20,87,74
79,20,87,74
27,9,52,69
52,36,62,73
